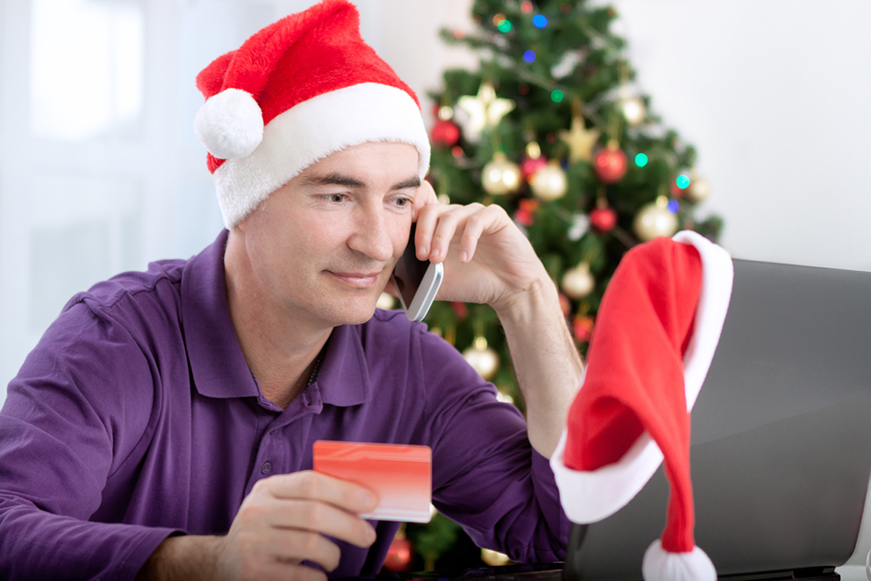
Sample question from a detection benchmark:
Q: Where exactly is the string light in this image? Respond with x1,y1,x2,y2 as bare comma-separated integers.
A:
532,14,548,28
667,200,680,213
523,50,536,63
551,89,564,103
497,19,513,33
676,174,690,189
521,1,533,13
635,153,648,167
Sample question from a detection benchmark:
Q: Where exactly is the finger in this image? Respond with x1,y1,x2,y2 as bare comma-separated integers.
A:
411,180,438,222
458,204,508,263
257,471,378,515
458,212,485,264
412,202,443,260
264,529,342,573
427,209,463,264
428,203,490,263
264,498,378,549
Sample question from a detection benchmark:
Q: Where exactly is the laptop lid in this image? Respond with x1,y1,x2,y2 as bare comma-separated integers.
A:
563,258,871,580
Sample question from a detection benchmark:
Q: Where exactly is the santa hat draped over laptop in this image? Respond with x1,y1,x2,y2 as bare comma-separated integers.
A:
193,0,430,229
550,231,733,581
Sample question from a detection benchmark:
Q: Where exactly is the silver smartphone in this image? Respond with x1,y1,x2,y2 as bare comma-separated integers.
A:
391,223,444,322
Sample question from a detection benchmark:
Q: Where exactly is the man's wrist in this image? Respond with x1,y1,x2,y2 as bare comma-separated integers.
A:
491,274,560,326
136,534,223,581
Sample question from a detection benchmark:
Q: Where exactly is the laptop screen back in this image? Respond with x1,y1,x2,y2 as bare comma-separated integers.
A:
563,258,871,580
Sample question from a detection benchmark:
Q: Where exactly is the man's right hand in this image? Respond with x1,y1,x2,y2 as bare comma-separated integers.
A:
137,470,379,581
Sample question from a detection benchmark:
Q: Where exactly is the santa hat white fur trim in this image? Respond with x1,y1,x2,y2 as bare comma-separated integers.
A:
550,230,733,523
642,540,717,581
213,82,430,229
194,88,264,160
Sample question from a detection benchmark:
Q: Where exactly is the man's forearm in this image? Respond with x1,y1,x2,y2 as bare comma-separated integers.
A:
494,276,584,458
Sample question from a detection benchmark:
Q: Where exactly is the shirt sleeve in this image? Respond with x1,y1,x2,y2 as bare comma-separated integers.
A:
417,328,571,563
0,301,179,580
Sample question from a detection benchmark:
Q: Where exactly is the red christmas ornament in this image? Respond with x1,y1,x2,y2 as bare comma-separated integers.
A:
383,535,413,572
559,292,571,318
451,301,468,320
594,141,627,184
514,198,540,227
431,119,460,147
521,155,548,180
590,206,617,233
573,315,595,342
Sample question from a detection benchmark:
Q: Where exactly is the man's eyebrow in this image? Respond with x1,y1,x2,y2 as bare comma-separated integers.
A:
301,173,366,189
392,176,421,191
300,174,420,191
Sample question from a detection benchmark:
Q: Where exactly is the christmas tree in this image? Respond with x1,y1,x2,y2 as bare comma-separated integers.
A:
384,0,723,573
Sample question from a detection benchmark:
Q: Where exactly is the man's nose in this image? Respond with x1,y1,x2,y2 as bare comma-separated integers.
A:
347,209,395,263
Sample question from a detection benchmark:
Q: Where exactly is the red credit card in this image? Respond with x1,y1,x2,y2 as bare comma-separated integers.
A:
313,441,432,523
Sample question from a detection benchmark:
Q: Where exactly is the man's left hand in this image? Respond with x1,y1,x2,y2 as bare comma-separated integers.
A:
413,194,548,313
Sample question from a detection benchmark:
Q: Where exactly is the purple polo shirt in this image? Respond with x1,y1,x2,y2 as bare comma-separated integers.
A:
0,230,569,580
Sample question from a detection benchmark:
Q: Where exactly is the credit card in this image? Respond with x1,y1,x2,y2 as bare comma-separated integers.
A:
313,440,432,523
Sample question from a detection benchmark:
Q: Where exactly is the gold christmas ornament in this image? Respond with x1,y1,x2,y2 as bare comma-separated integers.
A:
496,389,514,405
685,176,711,203
560,262,595,300
377,292,397,310
634,196,678,241
620,95,647,126
482,153,522,195
529,161,568,202
481,548,512,567
457,82,515,143
559,115,600,162
462,336,500,381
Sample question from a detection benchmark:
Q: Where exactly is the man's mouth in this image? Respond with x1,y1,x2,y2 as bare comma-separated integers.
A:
328,270,383,288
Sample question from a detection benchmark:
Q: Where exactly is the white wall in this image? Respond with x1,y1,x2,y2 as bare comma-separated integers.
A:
610,0,871,272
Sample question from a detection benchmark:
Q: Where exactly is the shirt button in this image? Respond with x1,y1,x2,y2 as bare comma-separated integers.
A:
260,461,273,475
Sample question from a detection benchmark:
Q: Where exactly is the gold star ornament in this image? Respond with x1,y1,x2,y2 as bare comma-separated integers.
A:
457,82,515,143
559,115,601,162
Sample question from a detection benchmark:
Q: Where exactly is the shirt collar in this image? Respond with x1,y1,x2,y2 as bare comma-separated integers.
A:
312,324,370,407
181,230,370,407
182,230,258,399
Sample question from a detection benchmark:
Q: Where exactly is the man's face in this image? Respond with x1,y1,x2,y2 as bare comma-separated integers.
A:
236,141,420,328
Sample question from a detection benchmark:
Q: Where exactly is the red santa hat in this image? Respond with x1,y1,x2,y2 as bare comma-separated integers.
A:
194,0,431,228
550,230,733,581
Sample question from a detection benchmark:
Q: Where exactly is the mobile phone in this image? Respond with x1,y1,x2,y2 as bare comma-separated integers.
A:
391,223,444,322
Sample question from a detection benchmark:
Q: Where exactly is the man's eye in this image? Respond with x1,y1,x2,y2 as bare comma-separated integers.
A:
394,197,411,207
325,194,346,203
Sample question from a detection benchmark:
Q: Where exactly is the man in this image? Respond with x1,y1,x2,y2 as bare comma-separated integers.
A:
0,1,583,579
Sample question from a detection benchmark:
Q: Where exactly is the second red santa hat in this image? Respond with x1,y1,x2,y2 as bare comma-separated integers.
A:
551,230,733,581
193,0,431,229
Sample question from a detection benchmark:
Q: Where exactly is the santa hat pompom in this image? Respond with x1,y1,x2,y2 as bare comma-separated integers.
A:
194,88,264,160
643,540,716,581
550,230,733,581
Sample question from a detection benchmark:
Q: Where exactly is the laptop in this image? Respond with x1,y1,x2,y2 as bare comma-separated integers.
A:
562,257,871,580
365,257,871,580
